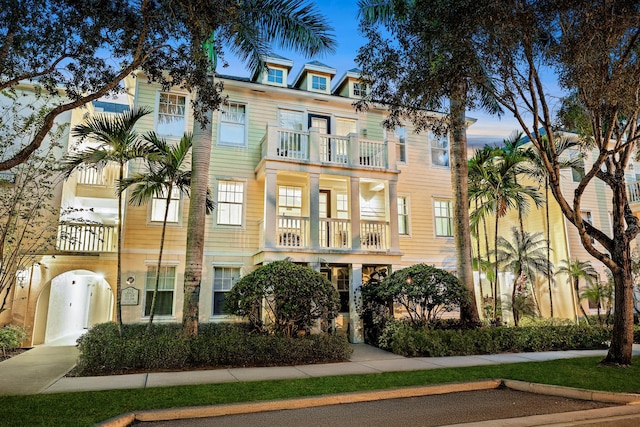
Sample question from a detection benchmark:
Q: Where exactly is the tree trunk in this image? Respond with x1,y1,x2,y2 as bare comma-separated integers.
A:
512,275,519,326
493,214,500,320
602,246,635,366
449,83,480,324
574,278,591,325
482,214,493,307
148,184,172,329
182,92,212,338
474,197,485,316
545,178,553,317
116,163,124,331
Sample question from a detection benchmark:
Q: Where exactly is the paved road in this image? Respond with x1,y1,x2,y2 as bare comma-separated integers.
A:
141,389,617,426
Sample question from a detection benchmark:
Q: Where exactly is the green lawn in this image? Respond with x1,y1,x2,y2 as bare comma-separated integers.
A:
2,356,640,427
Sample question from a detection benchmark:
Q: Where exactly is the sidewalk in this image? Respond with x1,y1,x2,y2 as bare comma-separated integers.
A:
2,343,638,395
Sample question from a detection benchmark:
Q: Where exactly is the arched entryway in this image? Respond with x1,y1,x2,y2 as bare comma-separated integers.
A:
33,270,113,345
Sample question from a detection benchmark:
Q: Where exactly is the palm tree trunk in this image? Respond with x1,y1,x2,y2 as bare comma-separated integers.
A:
494,214,499,320
474,198,485,316
148,184,172,329
574,278,591,324
116,163,124,331
182,90,212,338
545,178,553,317
512,275,520,326
449,83,479,324
482,214,493,306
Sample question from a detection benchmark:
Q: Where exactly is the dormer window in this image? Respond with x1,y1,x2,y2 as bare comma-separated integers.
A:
312,75,327,91
267,68,284,84
353,82,365,97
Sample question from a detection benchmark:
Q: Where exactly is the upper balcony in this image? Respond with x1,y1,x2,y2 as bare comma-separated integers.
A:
73,164,120,199
259,124,397,173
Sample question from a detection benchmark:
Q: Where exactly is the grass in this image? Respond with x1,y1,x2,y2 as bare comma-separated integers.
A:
2,356,640,427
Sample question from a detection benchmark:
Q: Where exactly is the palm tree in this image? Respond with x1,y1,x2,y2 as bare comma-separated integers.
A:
182,0,336,337
527,134,581,318
496,227,553,326
120,133,213,327
557,259,599,324
580,278,613,325
470,145,543,319
62,107,151,329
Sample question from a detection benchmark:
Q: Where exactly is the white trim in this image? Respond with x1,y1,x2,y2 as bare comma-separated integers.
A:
153,89,190,140
216,100,249,148
214,177,248,229
144,259,180,265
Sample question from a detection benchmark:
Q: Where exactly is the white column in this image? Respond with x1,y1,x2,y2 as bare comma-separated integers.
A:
309,127,320,163
264,170,278,248
309,173,320,249
350,176,361,250
388,180,400,251
349,263,363,343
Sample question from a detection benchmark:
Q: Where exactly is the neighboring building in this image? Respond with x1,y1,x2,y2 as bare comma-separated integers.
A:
3,57,631,345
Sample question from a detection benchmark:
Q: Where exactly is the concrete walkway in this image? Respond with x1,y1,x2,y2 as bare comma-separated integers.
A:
1,343,638,396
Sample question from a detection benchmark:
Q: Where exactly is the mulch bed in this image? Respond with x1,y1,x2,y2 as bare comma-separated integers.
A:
0,348,29,362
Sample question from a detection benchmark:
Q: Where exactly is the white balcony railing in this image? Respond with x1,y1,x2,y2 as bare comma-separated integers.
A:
277,216,308,248
359,140,386,168
360,220,388,251
76,164,119,187
277,129,309,160
319,218,351,249
56,223,117,252
320,135,349,165
628,181,640,204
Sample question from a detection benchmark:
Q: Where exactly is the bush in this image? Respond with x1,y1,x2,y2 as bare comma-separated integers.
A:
0,324,27,354
226,260,340,337
74,322,352,376
378,321,611,357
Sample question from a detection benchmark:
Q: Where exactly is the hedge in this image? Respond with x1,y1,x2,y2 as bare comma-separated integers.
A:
0,325,27,354
74,322,352,376
379,322,612,357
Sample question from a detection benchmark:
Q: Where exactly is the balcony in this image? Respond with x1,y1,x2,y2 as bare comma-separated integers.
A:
259,124,395,171
76,164,119,187
56,223,117,253
268,217,388,251
629,181,640,205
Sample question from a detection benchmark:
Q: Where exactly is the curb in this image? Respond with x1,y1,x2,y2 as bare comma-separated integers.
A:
96,379,502,426
503,379,640,404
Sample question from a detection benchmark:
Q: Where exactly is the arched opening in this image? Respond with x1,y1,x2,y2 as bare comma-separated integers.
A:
34,270,113,345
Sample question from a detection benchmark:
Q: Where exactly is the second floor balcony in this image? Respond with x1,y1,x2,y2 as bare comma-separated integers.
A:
260,124,396,171
56,223,117,253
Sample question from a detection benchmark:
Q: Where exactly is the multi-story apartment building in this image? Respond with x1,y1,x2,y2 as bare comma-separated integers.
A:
4,56,630,346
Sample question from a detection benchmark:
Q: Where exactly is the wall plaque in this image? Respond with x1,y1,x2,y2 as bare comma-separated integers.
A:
121,286,139,306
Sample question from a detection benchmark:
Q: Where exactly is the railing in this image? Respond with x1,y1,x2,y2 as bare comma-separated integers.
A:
360,220,388,250
629,181,640,204
277,129,308,160
359,140,386,168
277,216,308,248
76,164,118,187
320,135,349,165
56,223,117,252
319,218,351,249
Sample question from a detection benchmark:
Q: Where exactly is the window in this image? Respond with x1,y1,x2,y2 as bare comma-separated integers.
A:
219,102,246,146
311,75,327,91
581,210,594,243
569,151,585,182
336,193,349,219
353,82,365,97
278,186,302,216
398,196,409,235
144,266,175,316
336,118,357,136
157,93,186,137
431,132,449,167
217,181,244,226
337,268,350,312
434,199,453,237
279,109,304,130
267,68,284,84
395,126,407,163
212,267,240,315
151,187,180,223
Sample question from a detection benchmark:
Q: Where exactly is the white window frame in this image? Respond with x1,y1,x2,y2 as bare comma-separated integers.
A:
267,68,284,84
434,199,453,237
212,266,241,316
353,82,365,97
278,185,303,216
311,75,327,91
398,196,410,235
150,187,181,223
395,126,407,164
430,131,450,168
217,101,248,147
216,180,245,227
155,92,188,138
143,265,176,317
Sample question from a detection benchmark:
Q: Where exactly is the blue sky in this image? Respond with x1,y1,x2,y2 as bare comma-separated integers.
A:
219,0,535,146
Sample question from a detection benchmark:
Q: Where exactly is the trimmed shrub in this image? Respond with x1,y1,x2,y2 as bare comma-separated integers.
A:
379,321,611,357
0,324,27,355
226,260,340,337
74,322,352,376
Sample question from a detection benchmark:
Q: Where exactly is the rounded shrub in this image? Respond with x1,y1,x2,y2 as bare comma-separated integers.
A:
226,260,340,337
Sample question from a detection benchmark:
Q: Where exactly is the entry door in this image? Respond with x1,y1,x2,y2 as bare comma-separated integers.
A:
308,114,330,134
